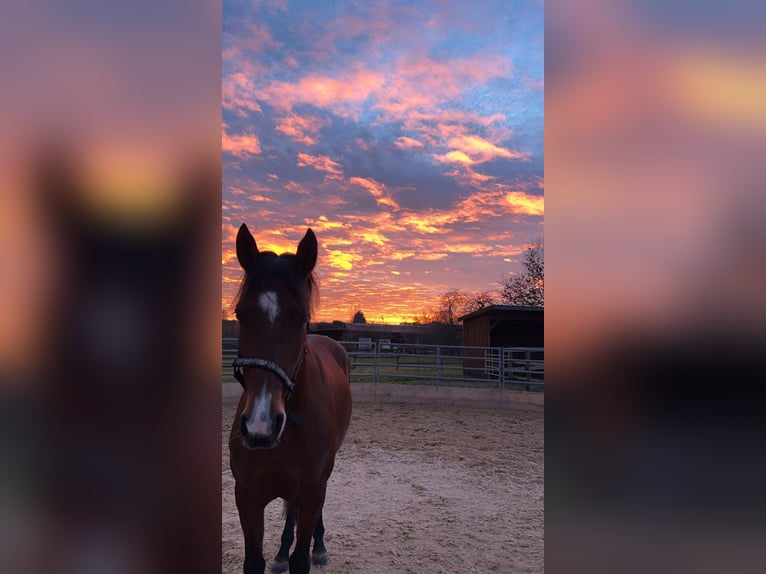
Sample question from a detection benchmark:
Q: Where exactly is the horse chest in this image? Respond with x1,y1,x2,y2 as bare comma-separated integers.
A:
231,427,331,480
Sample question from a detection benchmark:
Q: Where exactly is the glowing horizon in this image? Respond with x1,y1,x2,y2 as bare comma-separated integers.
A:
222,0,543,324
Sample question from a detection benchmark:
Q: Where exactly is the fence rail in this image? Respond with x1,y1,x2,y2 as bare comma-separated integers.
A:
223,338,543,391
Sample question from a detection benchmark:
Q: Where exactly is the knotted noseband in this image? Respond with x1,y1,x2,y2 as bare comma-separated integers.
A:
232,347,306,394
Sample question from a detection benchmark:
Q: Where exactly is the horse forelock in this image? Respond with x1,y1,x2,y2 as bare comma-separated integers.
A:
233,252,317,322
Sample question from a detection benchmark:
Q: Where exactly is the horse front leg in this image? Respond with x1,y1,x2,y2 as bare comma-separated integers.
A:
272,501,295,573
289,488,326,574
235,482,267,574
311,511,328,566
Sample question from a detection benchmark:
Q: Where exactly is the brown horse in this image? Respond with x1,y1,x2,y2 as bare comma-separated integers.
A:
229,224,352,574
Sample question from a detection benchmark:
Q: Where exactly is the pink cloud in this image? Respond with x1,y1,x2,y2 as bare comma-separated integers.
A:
349,176,400,210
523,77,544,90
284,180,311,195
373,53,512,123
296,153,343,178
284,55,300,68
222,125,261,157
233,22,283,54
275,113,327,145
451,134,526,159
444,167,497,186
222,72,263,116
392,109,510,153
262,70,385,116
393,136,425,149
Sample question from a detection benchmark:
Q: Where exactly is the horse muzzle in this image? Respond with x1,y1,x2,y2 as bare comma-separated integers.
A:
240,411,285,450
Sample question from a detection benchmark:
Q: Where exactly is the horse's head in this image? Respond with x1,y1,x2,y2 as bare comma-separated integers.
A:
233,223,316,449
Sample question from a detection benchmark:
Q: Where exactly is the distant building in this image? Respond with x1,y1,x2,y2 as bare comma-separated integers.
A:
310,322,431,346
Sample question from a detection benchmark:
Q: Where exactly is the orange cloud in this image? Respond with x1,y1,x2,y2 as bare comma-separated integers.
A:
394,187,543,234
505,191,544,216
434,150,474,165
326,249,359,270
451,135,525,159
444,242,493,254
360,230,389,246
444,167,497,187
305,214,347,231
243,228,313,256
401,210,457,234
221,224,239,265
436,135,528,165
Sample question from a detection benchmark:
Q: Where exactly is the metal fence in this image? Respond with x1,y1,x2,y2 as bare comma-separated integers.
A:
223,338,543,391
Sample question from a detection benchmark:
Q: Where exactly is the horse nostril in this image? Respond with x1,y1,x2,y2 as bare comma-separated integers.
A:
274,413,285,433
240,413,249,436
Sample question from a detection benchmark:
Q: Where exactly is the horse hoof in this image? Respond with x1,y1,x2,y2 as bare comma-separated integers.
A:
312,551,328,566
270,559,289,573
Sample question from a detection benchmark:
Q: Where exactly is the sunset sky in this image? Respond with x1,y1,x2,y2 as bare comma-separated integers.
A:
222,0,543,324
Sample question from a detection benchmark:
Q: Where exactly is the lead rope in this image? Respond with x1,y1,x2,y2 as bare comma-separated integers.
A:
285,347,307,427
284,346,307,403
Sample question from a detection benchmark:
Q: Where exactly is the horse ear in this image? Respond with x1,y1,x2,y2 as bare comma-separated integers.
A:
236,223,259,270
296,228,317,275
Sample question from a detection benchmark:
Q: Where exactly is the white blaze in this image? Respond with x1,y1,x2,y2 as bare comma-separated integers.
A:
258,291,280,324
246,385,272,436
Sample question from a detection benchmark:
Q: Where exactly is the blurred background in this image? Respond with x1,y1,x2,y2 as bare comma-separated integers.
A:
2,0,766,572
0,1,221,573
546,0,766,572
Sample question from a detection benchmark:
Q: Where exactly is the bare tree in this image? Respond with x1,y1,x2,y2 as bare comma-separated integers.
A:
432,289,498,324
501,239,544,307
466,291,496,312
435,290,468,325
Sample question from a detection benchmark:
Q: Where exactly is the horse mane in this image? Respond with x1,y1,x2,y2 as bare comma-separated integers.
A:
232,251,318,321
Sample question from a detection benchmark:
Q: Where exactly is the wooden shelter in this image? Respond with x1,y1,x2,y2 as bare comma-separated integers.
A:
459,305,544,382
459,305,543,348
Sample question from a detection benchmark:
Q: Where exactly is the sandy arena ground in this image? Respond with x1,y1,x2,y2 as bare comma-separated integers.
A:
222,400,544,573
